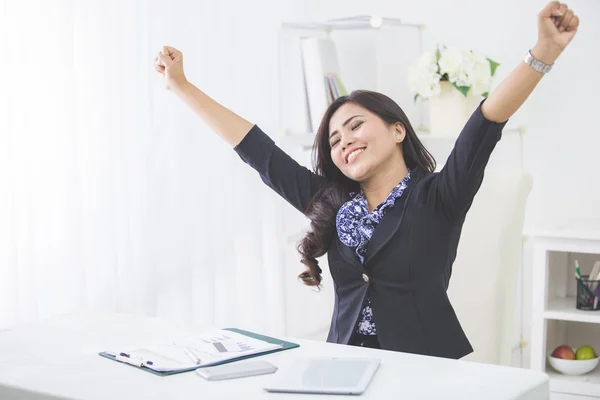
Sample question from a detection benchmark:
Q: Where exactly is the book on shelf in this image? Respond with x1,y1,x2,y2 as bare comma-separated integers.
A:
324,74,342,104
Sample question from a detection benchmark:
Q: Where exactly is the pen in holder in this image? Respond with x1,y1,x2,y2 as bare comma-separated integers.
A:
575,274,600,311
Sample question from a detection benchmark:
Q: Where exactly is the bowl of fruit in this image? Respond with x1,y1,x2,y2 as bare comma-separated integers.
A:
548,345,599,376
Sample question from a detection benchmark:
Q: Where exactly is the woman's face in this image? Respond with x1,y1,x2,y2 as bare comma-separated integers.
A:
328,103,405,183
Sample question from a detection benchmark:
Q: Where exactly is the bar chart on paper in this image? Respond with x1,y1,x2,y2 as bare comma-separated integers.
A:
199,334,257,353
173,330,282,361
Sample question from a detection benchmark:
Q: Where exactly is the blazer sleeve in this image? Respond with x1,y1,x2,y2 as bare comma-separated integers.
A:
433,99,508,222
234,125,329,213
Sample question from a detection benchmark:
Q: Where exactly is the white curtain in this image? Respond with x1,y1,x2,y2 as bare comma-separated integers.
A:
0,0,298,335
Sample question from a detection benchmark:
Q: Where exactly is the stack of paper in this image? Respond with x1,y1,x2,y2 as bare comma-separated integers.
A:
105,329,283,373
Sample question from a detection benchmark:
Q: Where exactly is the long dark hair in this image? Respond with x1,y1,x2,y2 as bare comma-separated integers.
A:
297,90,436,287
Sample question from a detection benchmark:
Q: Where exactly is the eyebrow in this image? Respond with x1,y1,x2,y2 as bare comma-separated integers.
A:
329,115,363,140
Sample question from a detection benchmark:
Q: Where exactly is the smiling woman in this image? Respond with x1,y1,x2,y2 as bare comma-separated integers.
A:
155,1,580,359
302,91,436,341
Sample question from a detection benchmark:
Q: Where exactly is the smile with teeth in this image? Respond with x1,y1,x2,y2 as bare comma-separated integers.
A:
346,148,365,164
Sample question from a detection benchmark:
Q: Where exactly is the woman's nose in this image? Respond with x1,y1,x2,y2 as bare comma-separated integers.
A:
342,138,354,150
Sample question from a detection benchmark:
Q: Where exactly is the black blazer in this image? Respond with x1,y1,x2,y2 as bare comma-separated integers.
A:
234,101,507,359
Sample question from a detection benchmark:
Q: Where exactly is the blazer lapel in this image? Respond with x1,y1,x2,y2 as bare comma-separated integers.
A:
363,168,424,266
335,236,365,271
362,197,407,266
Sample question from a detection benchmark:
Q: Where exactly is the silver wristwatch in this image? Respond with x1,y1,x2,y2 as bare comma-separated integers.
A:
524,50,553,74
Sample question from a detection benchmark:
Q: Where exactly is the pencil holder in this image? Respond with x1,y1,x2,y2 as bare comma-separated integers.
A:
576,275,600,311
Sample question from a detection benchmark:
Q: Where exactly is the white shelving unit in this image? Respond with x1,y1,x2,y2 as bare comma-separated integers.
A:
527,220,600,399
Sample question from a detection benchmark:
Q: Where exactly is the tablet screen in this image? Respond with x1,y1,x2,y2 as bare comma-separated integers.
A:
302,359,373,387
264,357,380,395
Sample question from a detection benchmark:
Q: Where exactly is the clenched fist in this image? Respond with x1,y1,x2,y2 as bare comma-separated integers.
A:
534,2,580,64
154,46,187,91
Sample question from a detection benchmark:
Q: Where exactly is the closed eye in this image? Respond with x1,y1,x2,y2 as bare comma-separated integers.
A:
330,120,364,148
351,121,364,130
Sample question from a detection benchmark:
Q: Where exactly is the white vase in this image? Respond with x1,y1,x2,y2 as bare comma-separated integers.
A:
427,81,482,137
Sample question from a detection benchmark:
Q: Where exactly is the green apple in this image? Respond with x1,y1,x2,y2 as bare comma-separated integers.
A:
576,345,596,360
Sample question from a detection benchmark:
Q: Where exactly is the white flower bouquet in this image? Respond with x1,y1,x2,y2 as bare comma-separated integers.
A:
408,45,500,101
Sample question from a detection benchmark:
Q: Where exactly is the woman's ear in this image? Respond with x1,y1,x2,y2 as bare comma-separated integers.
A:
393,123,406,143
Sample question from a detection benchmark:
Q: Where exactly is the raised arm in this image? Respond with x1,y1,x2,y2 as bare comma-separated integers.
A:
434,1,579,222
481,1,579,123
154,46,253,147
154,46,327,213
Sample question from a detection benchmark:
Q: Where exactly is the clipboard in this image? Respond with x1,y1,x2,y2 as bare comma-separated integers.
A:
98,328,299,377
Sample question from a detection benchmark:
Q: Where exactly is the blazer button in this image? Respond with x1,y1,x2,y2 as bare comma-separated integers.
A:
362,273,369,283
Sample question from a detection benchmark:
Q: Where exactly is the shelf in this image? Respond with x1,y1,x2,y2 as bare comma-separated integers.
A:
545,297,600,324
524,218,600,242
281,16,421,31
547,365,600,397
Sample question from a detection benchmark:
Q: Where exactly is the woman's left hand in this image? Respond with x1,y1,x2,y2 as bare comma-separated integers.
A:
533,2,580,64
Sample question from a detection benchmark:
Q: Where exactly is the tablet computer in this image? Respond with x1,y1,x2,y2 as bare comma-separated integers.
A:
263,357,380,395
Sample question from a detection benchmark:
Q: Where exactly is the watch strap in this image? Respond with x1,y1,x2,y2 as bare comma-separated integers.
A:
524,50,553,74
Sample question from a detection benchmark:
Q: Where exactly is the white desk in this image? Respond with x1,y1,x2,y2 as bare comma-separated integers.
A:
0,312,549,399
